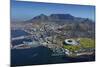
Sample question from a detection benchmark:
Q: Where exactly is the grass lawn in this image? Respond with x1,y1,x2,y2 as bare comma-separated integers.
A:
63,38,95,52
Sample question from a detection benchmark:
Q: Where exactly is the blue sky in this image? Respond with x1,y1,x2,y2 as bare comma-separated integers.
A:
11,0,95,22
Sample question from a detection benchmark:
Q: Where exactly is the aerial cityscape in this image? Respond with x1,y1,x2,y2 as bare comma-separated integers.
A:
11,0,95,66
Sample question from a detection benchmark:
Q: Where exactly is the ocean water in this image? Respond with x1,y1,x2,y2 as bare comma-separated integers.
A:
11,46,95,66
11,30,95,66
11,30,31,46
11,30,29,38
11,39,32,46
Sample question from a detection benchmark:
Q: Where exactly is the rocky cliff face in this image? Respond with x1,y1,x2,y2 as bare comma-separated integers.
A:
28,14,94,24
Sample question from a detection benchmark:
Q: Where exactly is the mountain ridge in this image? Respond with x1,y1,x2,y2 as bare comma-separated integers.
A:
24,13,94,24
